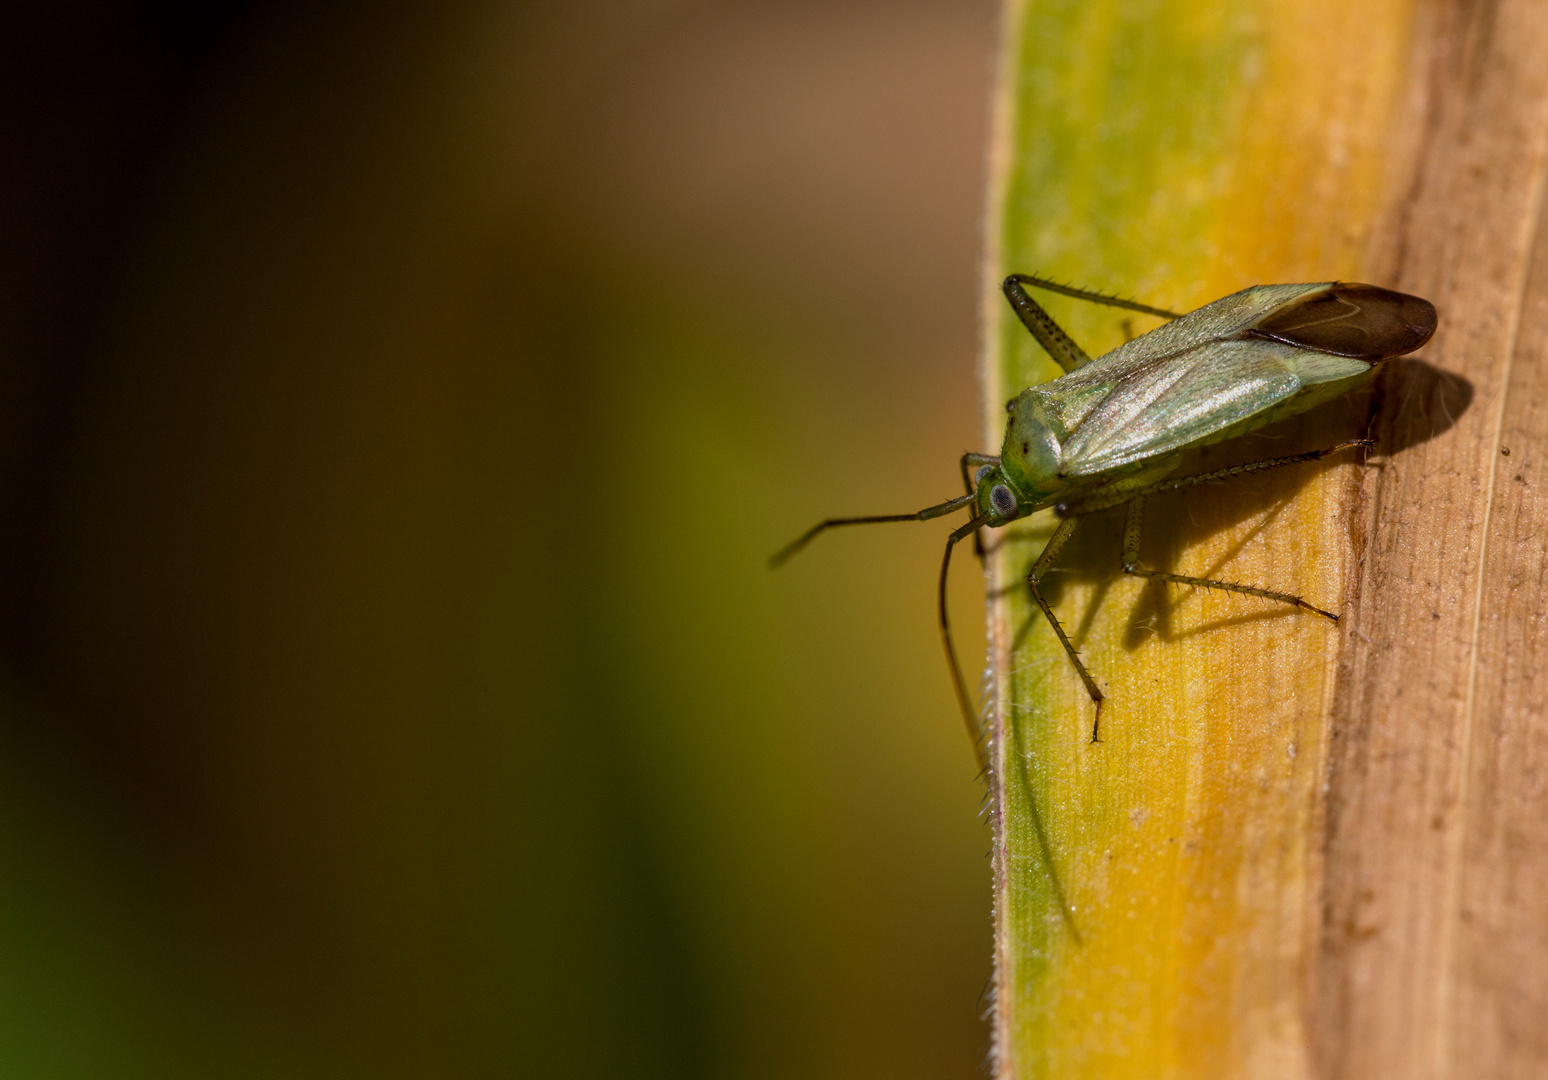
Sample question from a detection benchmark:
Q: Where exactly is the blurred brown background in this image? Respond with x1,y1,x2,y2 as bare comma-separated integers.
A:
0,0,997,1075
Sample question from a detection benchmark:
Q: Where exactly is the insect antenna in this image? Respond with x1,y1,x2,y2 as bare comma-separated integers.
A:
940,511,993,774
771,494,993,773
768,492,976,568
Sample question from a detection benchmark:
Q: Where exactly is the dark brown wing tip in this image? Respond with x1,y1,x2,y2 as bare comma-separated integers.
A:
1252,282,1438,359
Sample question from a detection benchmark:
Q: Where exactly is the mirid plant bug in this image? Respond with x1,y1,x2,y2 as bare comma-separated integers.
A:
773,275,1436,771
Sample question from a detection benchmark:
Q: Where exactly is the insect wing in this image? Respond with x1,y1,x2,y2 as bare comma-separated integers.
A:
1031,284,1322,438
1057,339,1367,476
1046,281,1431,477
1250,283,1437,359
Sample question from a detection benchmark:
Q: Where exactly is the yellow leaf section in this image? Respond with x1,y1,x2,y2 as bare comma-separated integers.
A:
985,2,1413,1078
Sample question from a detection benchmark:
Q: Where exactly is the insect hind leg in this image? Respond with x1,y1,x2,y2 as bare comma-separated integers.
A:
1003,274,1181,320
1126,439,1373,501
1001,274,1182,376
1119,497,1338,621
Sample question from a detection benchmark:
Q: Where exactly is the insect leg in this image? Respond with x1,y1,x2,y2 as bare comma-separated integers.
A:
1001,279,1093,373
1119,497,1338,621
1127,439,1372,500
1024,516,1107,741
959,452,1000,557
1003,273,1182,319
959,452,1000,495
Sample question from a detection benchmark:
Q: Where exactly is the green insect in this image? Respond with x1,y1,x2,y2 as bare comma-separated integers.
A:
773,275,1437,769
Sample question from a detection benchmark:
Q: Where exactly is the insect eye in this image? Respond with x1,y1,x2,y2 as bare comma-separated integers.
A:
990,484,1018,518
974,464,994,484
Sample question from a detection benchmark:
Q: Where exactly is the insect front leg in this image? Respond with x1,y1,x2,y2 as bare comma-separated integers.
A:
1119,496,1338,621
959,452,1000,495
1025,516,1107,741
959,452,1000,557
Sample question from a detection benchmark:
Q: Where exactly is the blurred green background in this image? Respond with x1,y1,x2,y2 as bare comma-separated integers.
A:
0,0,997,1076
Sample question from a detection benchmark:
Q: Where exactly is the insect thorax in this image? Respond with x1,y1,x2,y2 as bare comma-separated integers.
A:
999,390,1067,509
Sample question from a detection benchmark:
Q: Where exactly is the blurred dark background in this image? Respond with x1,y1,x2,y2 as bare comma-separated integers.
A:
0,0,996,1075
